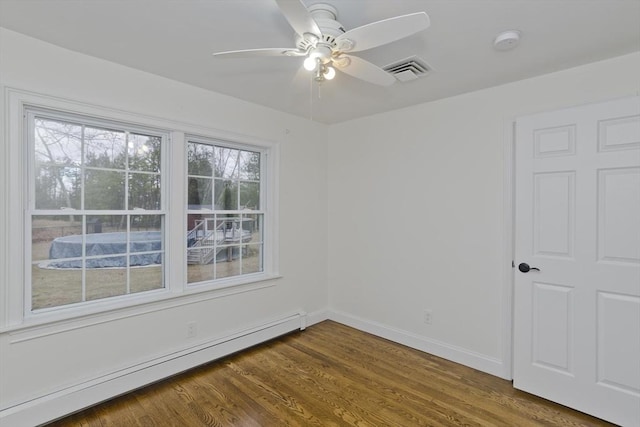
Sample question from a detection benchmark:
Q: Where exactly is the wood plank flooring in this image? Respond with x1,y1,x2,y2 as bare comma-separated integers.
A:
47,321,614,426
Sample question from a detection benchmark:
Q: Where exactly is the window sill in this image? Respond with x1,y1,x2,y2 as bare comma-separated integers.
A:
2,274,282,339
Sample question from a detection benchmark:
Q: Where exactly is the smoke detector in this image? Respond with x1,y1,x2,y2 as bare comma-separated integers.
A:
493,30,521,51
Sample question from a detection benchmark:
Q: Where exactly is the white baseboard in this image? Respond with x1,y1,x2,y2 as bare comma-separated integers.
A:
0,312,306,427
328,310,509,379
304,307,329,328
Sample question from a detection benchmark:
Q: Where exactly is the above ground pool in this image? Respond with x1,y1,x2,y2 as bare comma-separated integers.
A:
48,231,162,268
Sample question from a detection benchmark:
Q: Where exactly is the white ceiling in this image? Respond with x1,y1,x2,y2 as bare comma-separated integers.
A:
1,0,639,124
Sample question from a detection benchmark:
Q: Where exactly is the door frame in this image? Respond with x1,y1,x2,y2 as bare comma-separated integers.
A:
501,118,516,380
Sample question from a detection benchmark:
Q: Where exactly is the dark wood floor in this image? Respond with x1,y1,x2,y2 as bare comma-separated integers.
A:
48,320,614,426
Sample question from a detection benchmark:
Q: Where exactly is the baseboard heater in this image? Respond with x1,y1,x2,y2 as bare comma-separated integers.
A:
1,312,307,427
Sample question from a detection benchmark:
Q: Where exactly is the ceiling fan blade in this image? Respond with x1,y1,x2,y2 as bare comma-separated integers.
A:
274,0,321,37
335,55,395,86
335,12,430,53
213,48,302,58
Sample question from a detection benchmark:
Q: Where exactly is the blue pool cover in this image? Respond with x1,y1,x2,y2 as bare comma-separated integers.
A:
48,231,162,268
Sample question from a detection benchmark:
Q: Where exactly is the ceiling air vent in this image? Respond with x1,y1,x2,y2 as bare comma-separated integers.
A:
383,56,431,82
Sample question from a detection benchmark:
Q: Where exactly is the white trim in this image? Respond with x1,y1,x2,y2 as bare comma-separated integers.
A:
328,310,509,379
0,85,7,328
501,118,516,380
5,87,27,327
0,312,306,427
305,308,330,328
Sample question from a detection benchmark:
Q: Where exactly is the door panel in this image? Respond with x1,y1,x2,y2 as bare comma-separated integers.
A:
533,172,575,258
598,167,640,263
514,96,640,426
531,282,573,374
597,292,640,395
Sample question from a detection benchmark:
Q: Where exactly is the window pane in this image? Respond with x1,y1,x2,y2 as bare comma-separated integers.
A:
187,252,215,283
187,215,219,243
129,134,161,172
188,177,212,209
216,249,241,279
84,126,126,170
216,181,238,211
130,252,162,266
86,255,127,268
239,150,260,180
240,181,260,210
187,214,210,242
34,166,81,210
243,244,263,274
130,214,162,232
128,172,161,210
188,143,213,176
86,262,127,300
85,215,126,260
214,147,239,179
84,169,126,210
34,118,82,166
32,215,82,262
32,267,82,310
187,214,217,284
130,215,163,254
131,258,163,293
242,214,263,243
213,179,226,210
87,214,126,234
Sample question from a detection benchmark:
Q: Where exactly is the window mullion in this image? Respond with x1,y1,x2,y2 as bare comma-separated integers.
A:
166,131,185,294
81,215,87,302
125,132,131,295
81,125,87,302
126,213,131,294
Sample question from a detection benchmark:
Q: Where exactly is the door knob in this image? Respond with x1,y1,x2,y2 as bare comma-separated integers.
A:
518,263,540,273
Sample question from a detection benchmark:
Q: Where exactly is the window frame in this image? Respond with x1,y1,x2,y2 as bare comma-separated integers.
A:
3,89,280,330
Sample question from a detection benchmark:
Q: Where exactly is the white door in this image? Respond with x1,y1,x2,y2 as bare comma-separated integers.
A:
513,96,640,426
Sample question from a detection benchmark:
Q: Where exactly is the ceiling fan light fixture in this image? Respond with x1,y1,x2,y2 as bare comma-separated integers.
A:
304,56,318,70
324,66,336,80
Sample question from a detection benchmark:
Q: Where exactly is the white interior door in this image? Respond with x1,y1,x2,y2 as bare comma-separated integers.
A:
513,96,640,426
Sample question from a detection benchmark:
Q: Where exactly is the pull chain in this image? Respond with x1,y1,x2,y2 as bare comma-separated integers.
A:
309,74,313,121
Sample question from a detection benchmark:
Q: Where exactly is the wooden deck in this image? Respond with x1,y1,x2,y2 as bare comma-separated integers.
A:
47,320,614,426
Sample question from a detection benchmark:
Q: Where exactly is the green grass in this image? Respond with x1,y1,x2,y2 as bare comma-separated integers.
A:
31,242,261,311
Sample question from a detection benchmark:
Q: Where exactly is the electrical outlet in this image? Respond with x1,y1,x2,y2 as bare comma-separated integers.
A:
186,321,197,338
423,309,433,325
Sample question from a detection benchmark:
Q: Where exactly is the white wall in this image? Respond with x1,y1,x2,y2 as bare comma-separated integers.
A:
0,28,329,424
327,52,640,377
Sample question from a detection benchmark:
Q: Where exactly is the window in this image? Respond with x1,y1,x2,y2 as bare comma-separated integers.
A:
6,90,278,325
186,139,265,284
27,109,166,311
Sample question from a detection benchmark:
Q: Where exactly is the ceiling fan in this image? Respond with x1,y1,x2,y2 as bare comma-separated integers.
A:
213,0,430,86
